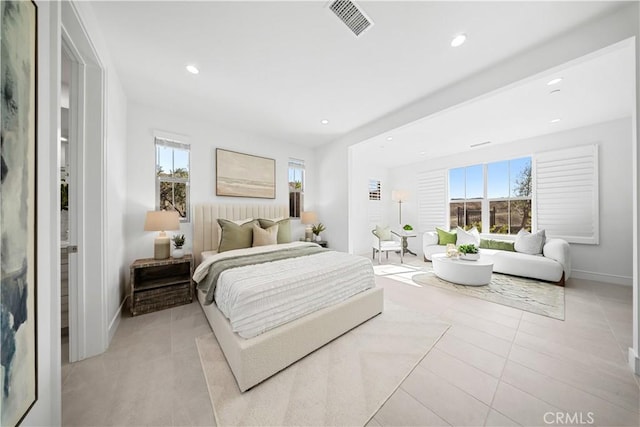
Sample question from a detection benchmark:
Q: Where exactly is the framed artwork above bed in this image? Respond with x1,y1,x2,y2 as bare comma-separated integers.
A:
216,149,276,199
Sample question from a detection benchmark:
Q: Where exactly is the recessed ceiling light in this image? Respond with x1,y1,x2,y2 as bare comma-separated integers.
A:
547,77,562,86
320,119,329,125
549,89,561,95
186,65,199,74
550,118,561,123
450,33,467,47
419,151,426,155
386,136,393,141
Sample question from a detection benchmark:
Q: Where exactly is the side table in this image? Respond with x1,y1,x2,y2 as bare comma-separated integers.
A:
130,255,193,316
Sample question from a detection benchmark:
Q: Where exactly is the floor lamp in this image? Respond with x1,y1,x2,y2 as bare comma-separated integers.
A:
391,190,409,224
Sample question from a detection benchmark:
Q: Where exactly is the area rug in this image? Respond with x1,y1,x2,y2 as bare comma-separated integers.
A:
196,301,450,426
413,271,565,320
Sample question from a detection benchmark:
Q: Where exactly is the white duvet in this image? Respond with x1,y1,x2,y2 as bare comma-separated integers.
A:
193,242,375,339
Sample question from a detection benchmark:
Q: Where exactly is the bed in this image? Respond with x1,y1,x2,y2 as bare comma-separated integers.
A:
193,204,384,392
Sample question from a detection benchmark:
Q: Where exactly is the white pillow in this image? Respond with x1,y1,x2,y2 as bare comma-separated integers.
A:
375,225,392,241
514,229,546,255
456,226,480,246
252,223,278,247
216,218,253,247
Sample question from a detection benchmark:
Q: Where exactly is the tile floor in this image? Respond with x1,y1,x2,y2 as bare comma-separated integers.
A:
62,255,640,426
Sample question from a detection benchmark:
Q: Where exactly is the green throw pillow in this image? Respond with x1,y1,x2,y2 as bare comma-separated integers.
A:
218,219,256,252
436,227,457,246
479,239,515,252
258,218,292,244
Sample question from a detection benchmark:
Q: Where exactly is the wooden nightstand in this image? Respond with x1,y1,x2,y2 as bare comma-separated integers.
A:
130,255,193,316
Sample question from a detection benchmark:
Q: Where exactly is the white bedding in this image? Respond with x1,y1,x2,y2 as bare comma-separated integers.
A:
193,242,375,339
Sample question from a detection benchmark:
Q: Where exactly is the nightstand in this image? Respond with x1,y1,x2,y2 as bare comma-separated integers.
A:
317,240,328,248
130,255,193,316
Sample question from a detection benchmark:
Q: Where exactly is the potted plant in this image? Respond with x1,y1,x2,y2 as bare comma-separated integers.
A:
458,243,479,261
402,224,413,232
172,234,185,258
312,223,326,242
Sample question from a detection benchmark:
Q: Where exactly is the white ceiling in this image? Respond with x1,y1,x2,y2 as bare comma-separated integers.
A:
91,1,630,148
358,41,635,167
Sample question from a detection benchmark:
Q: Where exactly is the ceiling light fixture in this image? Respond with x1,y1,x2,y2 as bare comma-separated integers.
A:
320,119,329,125
419,151,426,155
186,65,199,74
386,136,393,141
550,118,561,123
470,140,491,148
549,89,561,95
450,33,467,47
547,77,562,86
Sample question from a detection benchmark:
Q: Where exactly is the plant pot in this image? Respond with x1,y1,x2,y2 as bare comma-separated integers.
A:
173,247,185,259
460,253,480,261
315,234,322,242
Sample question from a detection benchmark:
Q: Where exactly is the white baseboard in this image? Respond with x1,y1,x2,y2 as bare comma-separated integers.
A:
108,297,127,344
570,269,632,286
629,348,640,375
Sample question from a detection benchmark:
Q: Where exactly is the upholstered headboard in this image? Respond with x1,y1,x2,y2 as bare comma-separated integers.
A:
193,203,289,265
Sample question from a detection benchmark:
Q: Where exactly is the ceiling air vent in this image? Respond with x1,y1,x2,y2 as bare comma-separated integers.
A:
328,0,374,37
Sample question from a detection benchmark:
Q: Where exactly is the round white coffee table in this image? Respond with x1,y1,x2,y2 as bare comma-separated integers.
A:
431,253,494,286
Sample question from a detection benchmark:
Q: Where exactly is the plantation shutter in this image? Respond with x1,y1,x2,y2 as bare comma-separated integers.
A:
417,170,446,232
535,144,598,244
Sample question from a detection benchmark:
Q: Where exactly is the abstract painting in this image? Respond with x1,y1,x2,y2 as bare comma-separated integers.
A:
216,148,275,199
1,1,38,425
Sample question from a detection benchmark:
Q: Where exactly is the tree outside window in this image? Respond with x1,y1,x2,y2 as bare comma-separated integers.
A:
156,137,190,222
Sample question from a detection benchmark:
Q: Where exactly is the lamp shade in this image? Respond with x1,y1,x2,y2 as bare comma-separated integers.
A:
300,211,318,224
391,190,409,202
144,210,180,232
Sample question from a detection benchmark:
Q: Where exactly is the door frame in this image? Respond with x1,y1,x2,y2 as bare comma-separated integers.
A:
60,0,108,361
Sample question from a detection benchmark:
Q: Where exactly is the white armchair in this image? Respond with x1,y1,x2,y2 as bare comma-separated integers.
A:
372,227,403,264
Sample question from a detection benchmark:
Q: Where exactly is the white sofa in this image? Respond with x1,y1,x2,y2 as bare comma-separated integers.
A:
422,231,571,285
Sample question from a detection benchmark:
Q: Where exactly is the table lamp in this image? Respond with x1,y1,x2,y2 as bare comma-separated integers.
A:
300,211,318,242
144,210,180,259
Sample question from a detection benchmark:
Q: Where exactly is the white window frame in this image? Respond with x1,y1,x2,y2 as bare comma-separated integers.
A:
154,131,190,222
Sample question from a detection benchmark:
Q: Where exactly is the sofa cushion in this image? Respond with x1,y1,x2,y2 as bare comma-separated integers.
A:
480,238,515,252
514,229,546,255
491,250,563,282
456,226,480,246
436,227,456,245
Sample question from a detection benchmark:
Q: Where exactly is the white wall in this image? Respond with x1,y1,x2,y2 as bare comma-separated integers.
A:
348,147,390,255
125,103,316,265
385,118,633,284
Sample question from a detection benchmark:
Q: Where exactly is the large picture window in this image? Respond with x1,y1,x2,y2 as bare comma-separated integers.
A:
155,136,190,222
449,157,531,234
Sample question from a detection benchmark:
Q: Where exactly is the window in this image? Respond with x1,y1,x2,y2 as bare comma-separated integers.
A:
288,158,305,218
155,136,190,222
487,157,532,234
448,156,531,234
449,164,483,231
368,179,381,200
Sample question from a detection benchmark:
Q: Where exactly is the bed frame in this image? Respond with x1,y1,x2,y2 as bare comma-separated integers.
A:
193,204,384,391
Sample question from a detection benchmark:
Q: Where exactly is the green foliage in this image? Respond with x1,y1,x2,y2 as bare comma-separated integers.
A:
458,243,478,254
61,183,68,211
312,223,326,235
403,224,413,231
172,234,185,248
